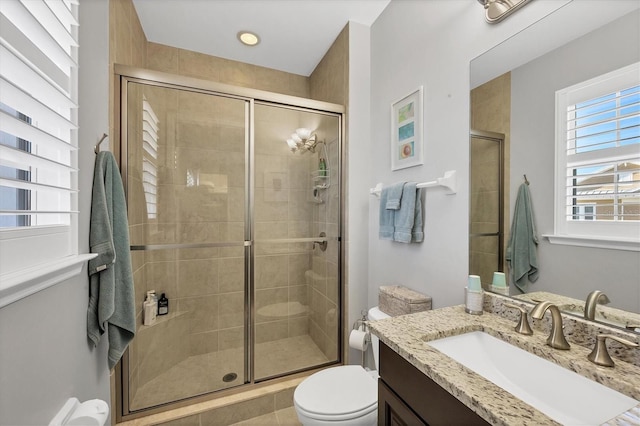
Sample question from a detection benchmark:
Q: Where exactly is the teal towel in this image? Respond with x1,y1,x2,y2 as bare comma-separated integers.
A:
379,182,423,243
385,182,405,210
379,185,397,240
394,182,418,243
87,151,136,370
506,183,539,293
412,188,424,243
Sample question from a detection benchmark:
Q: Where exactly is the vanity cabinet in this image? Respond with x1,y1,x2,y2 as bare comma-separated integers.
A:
378,342,489,426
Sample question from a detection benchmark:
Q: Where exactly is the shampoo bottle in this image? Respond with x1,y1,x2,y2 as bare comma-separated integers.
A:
158,293,169,315
319,157,327,177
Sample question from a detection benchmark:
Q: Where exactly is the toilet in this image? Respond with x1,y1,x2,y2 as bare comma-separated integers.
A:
293,306,390,425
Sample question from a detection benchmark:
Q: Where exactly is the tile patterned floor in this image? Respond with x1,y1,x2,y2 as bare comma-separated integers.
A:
229,407,301,426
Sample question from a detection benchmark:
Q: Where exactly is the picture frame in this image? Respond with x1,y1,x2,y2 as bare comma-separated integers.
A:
390,86,424,171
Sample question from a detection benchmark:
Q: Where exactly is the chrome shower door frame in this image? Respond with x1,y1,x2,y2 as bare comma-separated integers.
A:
114,65,344,421
469,129,506,279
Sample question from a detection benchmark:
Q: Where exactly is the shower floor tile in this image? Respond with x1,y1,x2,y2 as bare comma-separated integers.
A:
131,335,328,412
254,334,330,379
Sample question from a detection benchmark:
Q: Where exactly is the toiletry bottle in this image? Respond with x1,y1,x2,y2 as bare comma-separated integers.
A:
158,293,169,315
319,157,327,177
143,291,157,325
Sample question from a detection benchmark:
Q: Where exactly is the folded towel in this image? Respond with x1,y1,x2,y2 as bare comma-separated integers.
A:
394,182,417,243
506,183,539,293
385,182,406,210
378,182,423,243
411,188,424,243
379,184,398,240
87,151,136,370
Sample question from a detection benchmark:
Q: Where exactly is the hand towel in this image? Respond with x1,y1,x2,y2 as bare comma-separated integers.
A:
385,182,406,210
87,151,136,370
411,188,424,243
393,182,417,243
506,183,539,293
379,184,398,240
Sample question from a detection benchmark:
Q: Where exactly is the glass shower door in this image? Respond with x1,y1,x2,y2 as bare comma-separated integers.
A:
124,81,249,411
469,130,504,286
252,103,341,380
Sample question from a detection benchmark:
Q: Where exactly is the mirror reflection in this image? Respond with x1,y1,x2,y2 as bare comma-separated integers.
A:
469,4,640,330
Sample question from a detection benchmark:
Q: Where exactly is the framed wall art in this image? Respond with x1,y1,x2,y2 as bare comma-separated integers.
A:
391,86,423,171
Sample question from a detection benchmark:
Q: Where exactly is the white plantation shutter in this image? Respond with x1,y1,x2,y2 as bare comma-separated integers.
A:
0,0,79,276
555,62,640,244
142,97,159,219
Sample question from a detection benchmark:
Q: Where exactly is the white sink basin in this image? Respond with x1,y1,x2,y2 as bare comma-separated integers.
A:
427,331,638,425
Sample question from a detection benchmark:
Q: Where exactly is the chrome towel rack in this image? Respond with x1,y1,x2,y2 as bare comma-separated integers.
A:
370,170,457,197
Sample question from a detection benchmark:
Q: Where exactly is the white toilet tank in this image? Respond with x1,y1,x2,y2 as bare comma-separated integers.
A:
367,306,389,371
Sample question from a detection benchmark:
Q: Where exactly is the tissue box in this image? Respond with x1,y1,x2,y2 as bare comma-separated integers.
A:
379,285,432,316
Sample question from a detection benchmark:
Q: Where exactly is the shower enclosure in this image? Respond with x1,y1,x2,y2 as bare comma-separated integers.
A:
469,129,505,286
117,66,343,417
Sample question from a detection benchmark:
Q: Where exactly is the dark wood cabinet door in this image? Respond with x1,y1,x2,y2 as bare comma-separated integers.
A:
379,379,427,426
379,342,490,426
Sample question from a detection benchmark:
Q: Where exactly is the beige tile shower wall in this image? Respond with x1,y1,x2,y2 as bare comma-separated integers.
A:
308,135,340,360
169,89,247,356
470,72,511,283
253,105,313,345
146,42,310,98
308,25,348,361
109,0,147,149
125,83,250,398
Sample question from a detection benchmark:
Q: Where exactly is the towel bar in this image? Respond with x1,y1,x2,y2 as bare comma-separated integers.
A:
370,170,457,197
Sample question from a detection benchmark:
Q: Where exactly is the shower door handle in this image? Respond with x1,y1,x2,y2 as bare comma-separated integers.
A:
130,242,247,251
253,237,329,244
254,233,329,251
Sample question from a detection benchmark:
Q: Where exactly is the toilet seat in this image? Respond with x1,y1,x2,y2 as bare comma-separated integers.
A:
294,365,377,422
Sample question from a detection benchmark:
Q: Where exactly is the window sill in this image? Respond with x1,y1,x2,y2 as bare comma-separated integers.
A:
543,234,640,252
0,254,97,309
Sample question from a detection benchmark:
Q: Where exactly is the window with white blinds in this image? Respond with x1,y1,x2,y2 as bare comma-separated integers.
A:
555,62,640,245
0,0,79,276
142,96,159,219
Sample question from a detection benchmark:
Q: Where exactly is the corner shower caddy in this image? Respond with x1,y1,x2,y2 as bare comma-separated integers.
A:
310,140,331,203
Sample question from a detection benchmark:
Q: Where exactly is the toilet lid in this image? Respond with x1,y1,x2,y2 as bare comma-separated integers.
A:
294,366,377,417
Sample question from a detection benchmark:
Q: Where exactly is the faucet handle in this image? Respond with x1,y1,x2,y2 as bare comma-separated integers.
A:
587,334,638,367
505,303,533,335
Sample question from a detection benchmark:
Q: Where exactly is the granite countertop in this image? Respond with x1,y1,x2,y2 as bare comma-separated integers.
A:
368,304,640,426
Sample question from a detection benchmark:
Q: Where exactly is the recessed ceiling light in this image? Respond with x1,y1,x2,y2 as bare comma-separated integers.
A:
237,31,260,46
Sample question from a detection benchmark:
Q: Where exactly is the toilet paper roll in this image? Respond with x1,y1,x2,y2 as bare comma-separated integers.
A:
349,329,370,351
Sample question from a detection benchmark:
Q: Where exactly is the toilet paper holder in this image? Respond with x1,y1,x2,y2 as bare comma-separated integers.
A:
352,309,369,332
351,310,371,367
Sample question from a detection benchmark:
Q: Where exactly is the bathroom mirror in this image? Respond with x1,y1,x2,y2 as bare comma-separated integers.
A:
469,1,640,331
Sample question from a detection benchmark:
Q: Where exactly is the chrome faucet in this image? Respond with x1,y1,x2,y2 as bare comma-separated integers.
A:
584,290,610,320
530,301,571,350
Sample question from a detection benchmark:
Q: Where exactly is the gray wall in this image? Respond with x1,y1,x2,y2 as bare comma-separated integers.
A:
368,0,571,309
0,2,111,424
510,10,640,312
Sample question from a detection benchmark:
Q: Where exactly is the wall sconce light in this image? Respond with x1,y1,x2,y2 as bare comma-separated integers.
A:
478,0,530,23
286,128,319,153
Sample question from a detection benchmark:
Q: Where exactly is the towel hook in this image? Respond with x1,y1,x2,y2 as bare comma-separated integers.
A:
523,174,529,185
94,133,108,154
